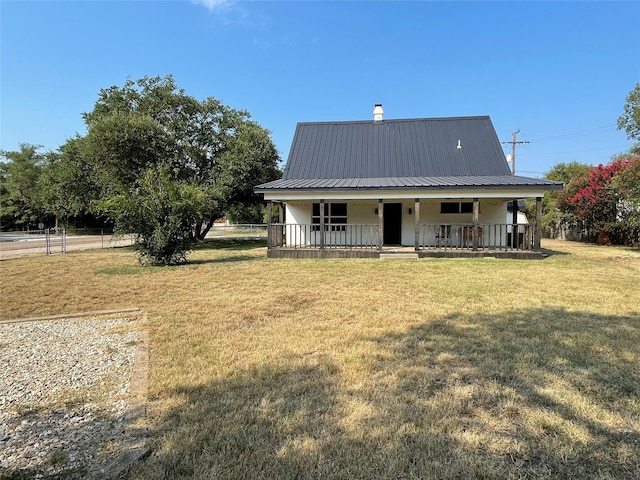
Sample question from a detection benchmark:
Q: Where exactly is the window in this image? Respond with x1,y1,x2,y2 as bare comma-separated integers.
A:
440,201,475,214
312,203,347,231
460,202,473,213
441,202,460,214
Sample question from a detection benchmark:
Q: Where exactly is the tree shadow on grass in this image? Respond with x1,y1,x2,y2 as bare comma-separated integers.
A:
362,308,640,479
94,253,262,273
128,362,485,480
539,246,569,256
126,308,640,479
185,239,267,265
187,255,262,265
194,239,267,251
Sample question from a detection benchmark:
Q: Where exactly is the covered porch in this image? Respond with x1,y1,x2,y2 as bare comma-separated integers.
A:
265,196,545,259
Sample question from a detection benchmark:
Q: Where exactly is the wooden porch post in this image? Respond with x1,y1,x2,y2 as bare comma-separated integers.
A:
277,203,284,247
266,200,272,249
512,198,519,248
414,198,420,252
377,199,384,251
319,199,325,249
534,196,542,251
472,197,479,251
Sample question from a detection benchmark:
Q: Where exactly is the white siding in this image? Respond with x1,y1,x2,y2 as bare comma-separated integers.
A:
283,199,513,247
413,199,508,247
284,200,379,247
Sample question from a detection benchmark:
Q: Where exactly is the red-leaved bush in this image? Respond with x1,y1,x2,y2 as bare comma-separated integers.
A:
563,155,640,244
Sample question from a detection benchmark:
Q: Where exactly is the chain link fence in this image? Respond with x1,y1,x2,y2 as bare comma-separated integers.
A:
207,223,267,238
0,225,267,259
0,228,135,259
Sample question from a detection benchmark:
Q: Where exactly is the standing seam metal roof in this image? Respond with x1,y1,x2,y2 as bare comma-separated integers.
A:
282,116,512,180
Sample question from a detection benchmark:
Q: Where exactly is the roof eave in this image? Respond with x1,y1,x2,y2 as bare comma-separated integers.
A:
255,183,564,194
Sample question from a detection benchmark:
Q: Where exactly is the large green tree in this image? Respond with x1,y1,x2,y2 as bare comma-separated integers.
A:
618,83,640,154
0,144,47,229
99,164,206,265
38,136,100,227
611,154,640,244
55,75,281,263
217,120,281,223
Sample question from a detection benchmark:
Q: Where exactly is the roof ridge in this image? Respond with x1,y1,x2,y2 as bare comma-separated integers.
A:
296,115,491,126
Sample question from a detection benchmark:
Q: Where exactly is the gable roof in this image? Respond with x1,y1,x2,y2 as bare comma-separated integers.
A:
256,115,563,193
284,116,510,179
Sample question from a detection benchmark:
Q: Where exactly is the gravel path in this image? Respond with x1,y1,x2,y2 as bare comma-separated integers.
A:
0,315,143,479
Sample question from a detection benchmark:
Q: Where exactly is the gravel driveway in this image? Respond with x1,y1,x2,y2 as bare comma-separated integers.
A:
0,313,147,479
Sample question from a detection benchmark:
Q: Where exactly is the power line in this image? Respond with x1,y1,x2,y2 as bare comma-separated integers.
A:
533,143,635,156
501,130,529,175
528,125,617,143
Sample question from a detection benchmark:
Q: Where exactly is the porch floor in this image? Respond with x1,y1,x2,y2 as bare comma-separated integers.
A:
267,246,545,260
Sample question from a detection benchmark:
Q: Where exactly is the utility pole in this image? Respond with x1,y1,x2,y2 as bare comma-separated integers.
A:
502,129,529,175
502,130,530,247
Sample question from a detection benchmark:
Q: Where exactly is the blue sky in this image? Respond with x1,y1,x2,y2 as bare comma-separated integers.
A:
1,1,639,178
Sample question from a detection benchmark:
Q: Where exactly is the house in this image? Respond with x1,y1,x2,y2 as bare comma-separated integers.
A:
255,105,563,258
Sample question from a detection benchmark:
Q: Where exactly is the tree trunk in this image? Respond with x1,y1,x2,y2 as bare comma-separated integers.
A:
197,217,216,241
193,220,203,241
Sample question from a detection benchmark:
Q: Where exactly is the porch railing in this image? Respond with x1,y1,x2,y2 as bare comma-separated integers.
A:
416,223,535,251
267,223,537,252
269,224,378,249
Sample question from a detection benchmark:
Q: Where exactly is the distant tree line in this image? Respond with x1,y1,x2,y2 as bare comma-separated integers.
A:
1,76,281,264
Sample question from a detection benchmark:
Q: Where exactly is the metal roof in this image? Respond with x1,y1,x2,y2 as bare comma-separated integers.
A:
256,115,563,192
285,116,511,179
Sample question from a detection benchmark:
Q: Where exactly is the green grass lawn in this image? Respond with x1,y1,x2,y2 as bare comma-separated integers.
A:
1,239,639,479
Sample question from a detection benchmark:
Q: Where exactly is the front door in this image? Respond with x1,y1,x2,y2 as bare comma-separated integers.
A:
383,203,402,245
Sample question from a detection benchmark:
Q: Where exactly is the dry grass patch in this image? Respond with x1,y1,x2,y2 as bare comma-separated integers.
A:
1,239,639,479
